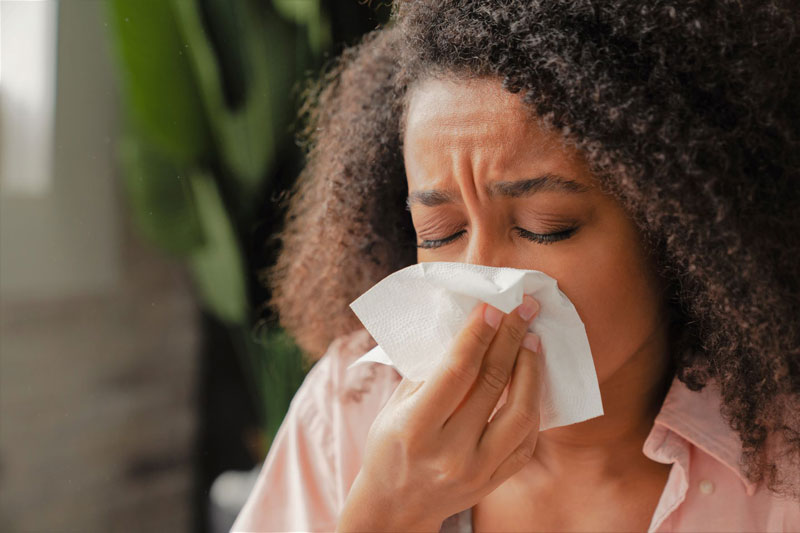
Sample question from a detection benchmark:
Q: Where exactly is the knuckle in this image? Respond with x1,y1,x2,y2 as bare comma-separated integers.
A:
503,320,528,344
509,407,539,433
464,323,494,349
374,417,404,441
479,363,510,394
445,359,480,387
378,408,419,440
432,454,466,485
390,422,425,455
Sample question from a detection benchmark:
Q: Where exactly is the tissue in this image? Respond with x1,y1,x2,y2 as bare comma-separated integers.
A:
347,261,604,431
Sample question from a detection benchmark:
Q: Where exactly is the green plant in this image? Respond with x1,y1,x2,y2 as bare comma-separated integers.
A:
106,0,332,453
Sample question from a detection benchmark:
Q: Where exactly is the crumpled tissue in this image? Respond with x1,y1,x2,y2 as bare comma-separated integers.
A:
347,261,604,431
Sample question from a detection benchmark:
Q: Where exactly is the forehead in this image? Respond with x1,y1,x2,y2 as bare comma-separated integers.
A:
405,77,538,151
403,77,589,189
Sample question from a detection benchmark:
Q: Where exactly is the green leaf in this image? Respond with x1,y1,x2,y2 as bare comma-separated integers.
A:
272,0,318,25
272,0,331,54
173,0,301,202
118,137,205,255
223,325,309,445
187,172,248,323
252,327,308,442
106,0,212,164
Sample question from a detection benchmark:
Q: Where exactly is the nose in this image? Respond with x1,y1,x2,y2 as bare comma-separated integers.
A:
461,225,520,269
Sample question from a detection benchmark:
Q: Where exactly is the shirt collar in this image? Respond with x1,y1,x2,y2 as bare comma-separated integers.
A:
643,375,757,496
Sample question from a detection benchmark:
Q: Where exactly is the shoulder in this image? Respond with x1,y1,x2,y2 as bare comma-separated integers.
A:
648,376,800,531
297,328,402,416
273,328,403,463
286,327,404,500
675,442,800,531
231,329,402,532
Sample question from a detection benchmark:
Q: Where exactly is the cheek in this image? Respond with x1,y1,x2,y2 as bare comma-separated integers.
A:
553,214,664,383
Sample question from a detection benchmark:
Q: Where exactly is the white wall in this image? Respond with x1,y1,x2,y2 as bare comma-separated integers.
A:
0,0,120,300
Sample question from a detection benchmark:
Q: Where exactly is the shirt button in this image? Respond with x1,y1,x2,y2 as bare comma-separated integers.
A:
699,479,714,495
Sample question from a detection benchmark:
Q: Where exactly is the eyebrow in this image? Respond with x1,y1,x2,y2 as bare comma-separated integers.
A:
406,173,591,209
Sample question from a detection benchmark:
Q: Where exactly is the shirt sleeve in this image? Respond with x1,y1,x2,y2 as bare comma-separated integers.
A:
231,352,340,533
231,330,399,533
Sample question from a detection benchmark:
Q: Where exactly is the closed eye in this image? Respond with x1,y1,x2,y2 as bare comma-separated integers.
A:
416,227,578,249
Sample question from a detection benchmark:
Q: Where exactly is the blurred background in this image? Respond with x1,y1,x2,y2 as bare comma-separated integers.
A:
0,1,389,531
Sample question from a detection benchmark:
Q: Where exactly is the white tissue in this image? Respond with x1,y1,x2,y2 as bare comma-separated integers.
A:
347,262,603,431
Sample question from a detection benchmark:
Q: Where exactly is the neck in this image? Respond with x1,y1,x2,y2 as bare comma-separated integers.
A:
530,321,674,482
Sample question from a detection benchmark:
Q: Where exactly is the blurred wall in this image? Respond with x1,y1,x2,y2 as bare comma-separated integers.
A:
1,0,119,299
0,2,200,531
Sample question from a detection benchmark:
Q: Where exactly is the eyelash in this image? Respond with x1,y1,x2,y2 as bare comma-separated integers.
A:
416,227,578,249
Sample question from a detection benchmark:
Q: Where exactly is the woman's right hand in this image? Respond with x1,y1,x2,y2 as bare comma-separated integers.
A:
337,295,543,532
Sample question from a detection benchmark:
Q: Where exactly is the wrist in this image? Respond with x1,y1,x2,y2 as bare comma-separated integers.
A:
337,473,443,532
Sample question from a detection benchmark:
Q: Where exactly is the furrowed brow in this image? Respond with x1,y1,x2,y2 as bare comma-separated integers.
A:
489,174,590,197
406,173,589,210
406,189,460,209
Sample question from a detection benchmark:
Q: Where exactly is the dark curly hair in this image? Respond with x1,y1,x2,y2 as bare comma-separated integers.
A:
264,0,800,499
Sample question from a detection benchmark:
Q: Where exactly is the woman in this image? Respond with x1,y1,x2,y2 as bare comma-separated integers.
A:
234,1,800,531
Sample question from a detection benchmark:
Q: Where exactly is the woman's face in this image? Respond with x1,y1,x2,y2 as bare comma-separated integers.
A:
403,76,669,385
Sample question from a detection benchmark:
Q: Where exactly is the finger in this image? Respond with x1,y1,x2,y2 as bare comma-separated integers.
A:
491,426,539,484
413,301,502,427
479,334,542,476
443,295,539,436
387,377,425,405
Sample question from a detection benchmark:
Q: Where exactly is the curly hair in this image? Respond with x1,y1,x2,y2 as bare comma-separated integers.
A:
264,0,800,499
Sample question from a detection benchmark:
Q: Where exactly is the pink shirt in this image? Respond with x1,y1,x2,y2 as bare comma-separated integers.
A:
232,329,800,532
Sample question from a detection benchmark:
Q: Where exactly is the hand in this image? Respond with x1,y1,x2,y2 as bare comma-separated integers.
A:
337,295,542,532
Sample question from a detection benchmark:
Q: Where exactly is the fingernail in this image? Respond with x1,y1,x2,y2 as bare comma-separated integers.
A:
517,295,539,321
484,304,503,329
522,333,540,353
